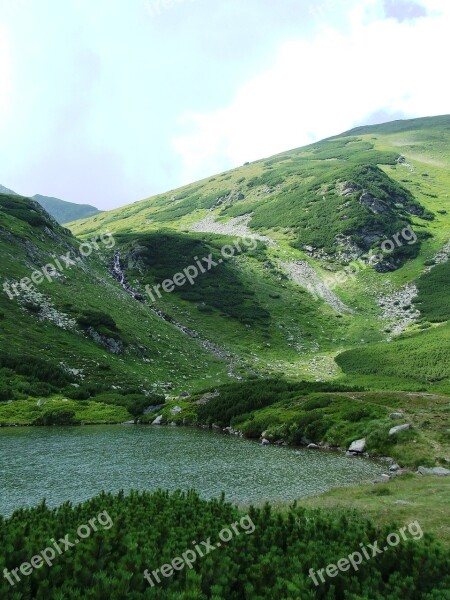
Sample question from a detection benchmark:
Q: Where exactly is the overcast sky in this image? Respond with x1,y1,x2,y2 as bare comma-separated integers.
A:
0,0,448,209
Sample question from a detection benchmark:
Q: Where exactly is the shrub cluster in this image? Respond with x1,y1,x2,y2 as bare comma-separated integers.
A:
0,490,448,599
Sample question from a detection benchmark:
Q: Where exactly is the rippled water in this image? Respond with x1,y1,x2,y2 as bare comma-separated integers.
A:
0,425,384,516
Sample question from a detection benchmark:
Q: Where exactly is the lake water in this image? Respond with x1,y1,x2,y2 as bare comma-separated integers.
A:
0,425,385,516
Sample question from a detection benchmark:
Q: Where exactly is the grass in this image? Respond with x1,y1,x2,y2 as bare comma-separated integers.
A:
299,473,450,546
188,382,449,468
0,397,132,425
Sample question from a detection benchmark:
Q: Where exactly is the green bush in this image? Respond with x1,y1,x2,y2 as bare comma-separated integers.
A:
0,382,13,401
1,489,448,599
197,379,359,427
77,310,118,331
33,409,80,426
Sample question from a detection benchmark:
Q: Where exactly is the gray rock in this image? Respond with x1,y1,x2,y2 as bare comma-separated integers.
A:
348,438,366,453
87,327,124,354
170,405,182,415
144,404,164,414
389,412,404,419
359,191,388,214
151,415,163,425
307,443,319,449
389,464,401,472
389,424,410,436
417,466,450,476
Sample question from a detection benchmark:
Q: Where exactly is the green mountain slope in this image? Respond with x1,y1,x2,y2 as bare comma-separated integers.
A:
0,193,232,405
0,184,17,195
69,115,450,385
0,185,101,223
1,116,449,445
32,194,102,224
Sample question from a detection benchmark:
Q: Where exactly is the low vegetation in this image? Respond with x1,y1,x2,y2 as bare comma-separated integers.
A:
0,490,448,599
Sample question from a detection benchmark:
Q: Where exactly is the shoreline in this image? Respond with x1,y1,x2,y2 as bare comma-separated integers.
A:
0,417,406,475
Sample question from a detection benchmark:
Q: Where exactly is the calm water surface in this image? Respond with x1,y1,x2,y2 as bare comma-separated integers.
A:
0,425,385,516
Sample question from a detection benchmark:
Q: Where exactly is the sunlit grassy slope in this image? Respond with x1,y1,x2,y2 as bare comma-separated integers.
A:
68,115,450,390
1,116,449,421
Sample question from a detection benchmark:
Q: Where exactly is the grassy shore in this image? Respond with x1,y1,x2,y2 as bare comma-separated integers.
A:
298,473,450,546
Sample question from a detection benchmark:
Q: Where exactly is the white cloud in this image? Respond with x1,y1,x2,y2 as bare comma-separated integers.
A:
173,0,450,183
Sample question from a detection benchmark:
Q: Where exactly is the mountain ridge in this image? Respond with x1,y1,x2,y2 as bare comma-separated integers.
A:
0,185,102,224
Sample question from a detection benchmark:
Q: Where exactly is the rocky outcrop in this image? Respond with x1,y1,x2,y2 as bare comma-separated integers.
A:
279,260,351,313
377,283,419,336
87,327,124,354
417,466,450,476
359,191,388,214
389,424,411,436
17,287,77,330
336,181,359,196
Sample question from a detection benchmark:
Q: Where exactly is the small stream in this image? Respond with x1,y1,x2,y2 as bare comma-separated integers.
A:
111,252,239,375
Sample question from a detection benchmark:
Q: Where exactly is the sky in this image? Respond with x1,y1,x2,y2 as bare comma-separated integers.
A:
0,0,449,210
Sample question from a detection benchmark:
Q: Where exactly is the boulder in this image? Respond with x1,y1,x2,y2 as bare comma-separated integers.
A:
261,438,270,446
389,464,401,472
417,466,450,476
348,438,366,453
151,415,163,425
359,191,388,214
170,405,182,415
389,424,410,436
389,412,404,419
307,443,319,449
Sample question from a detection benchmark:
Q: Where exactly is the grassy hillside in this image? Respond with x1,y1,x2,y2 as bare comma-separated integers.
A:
2,116,450,442
33,194,102,224
0,193,232,402
68,116,450,391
